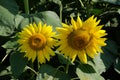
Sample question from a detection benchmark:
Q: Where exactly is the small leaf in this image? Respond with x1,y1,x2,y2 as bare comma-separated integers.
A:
0,66,11,77
36,64,70,80
2,40,18,49
10,52,27,78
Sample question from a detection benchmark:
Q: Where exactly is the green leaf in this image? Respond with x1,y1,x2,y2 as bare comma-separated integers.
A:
76,63,104,80
0,5,15,36
2,40,18,49
14,15,24,29
0,66,11,77
17,11,61,31
10,52,27,78
33,11,62,31
77,63,96,73
56,52,74,65
36,64,70,80
104,40,118,55
76,67,104,80
0,0,18,14
18,17,30,29
88,54,106,74
100,40,118,69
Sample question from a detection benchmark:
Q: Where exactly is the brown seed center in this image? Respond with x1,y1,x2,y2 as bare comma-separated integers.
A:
29,34,46,50
68,30,90,50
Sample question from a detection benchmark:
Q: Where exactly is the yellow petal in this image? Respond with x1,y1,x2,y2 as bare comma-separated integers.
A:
78,50,87,64
71,17,77,30
77,16,82,28
37,50,46,64
38,22,42,32
43,47,50,61
33,23,38,33
86,47,97,58
46,46,55,56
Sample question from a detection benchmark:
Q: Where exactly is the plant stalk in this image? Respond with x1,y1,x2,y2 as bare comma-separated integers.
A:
24,0,29,14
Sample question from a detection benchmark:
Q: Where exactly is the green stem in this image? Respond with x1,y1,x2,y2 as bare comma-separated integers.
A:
79,0,84,8
65,63,69,74
71,77,79,80
60,3,62,22
53,65,65,77
26,66,38,76
24,0,29,14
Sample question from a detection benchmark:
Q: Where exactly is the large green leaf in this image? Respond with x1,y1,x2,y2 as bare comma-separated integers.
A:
33,11,62,31
10,52,27,78
16,11,62,31
0,0,18,14
36,64,70,80
103,40,119,55
18,17,30,30
0,5,15,36
76,63,104,80
89,53,106,74
100,40,118,69
0,0,19,36
14,15,25,29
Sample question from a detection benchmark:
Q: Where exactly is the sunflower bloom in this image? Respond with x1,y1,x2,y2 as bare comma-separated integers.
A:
18,22,56,64
56,16,107,64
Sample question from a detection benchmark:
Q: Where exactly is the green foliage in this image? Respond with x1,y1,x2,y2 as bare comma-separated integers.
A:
0,0,120,80
10,52,27,78
37,64,71,80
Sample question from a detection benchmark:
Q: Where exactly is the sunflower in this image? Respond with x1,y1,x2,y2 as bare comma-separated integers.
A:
56,15,107,64
18,22,56,64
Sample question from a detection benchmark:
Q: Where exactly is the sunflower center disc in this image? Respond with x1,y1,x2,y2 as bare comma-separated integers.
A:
68,30,90,50
29,34,46,50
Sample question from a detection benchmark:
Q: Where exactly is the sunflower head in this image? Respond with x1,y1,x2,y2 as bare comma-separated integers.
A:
18,22,56,64
57,15,107,64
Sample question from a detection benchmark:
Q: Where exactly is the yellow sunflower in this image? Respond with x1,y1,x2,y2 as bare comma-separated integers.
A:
18,22,56,64
56,15,107,64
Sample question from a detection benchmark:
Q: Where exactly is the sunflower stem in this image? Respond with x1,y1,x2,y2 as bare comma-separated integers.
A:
60,2,62,22
24,0,29,14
